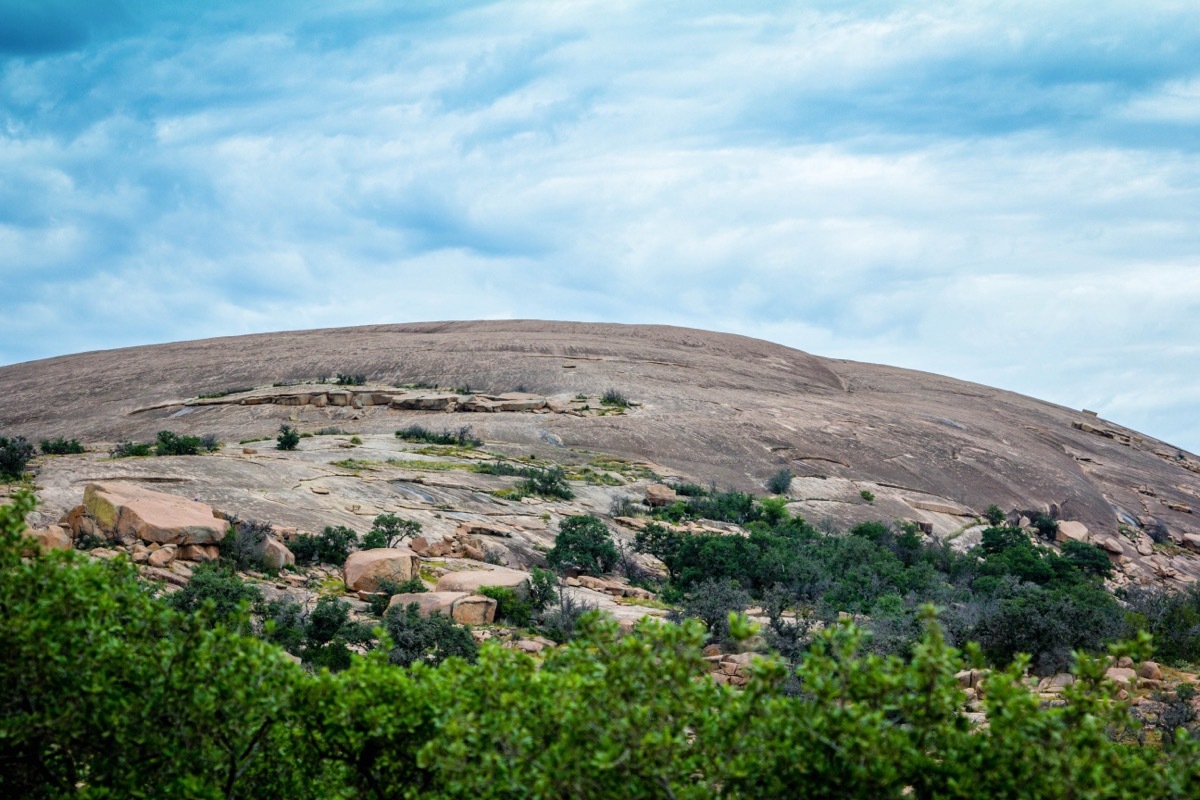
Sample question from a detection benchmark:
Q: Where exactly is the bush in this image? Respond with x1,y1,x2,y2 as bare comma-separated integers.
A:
291,525,358,567
276,424,300,451
109,440,153,458
360,513,421,549
547,515,619,576
984,504,1006,526
219,519,272,572
859,489,875,503
1033,513,1059,540
517,466,574,500
199,434,221,452
675,577,751,649
536,590,596,643
335,373,366,386
168,562,262,627
155,430,204,456
384,601,478,667
0,435,35,479
600,389,630,408
527,566,559,612
348,435,363,445
478,585,534,627
39,437,84,455
767,468,794,495
302,596,375,671
394,424,481,447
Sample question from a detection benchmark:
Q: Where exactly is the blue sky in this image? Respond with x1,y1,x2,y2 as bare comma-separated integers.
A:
2,1,1199,451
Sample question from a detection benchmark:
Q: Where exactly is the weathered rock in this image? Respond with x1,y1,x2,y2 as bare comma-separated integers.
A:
462,544,485,561
645,484,677,507
1139,661,1163,681
147,544,177,568
178,543,220,562
258,537,295,570
409,536,430,554
26,524,71,552
436,567,530,593
1106,667,1137,688
456,521,515,539
84,482,226,545
344,548,421,592
1055,520,1089,543
387,591,466,617
451,595,497,625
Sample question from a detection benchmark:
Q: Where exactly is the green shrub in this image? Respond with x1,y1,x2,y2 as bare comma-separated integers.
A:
167,562,262,627
547,515,619,576
860,489,875,503
984,504,1006,526
0,435,35,479
394,424,481,447
291,525,358,567
1033,513,1060,540
767,468,794,495
600,388,630,408
276,424,300,451
39,437,84,455
155,430,204,456
361,513,421,549
676,577,751,649
517,466,574,500
335,373,366,386
478,585,534,627
528,566,559,612
349,435,363,445
383,601,478,667
109,440,153,458
219,519,271,572
367,577,427,616
199,434,221,452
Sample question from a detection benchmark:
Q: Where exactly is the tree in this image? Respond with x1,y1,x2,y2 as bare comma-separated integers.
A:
361,513,421,549
384,602,478,667
767,468,794,495
0,435,34,480
277,424,301,451
547,514,619,576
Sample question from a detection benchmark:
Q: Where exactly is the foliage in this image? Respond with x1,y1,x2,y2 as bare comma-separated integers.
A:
1033,512,1060,540
478,585,534,627
395,424,482,447
154,430,205,456
384,602,478,667
547,514,619,576
527,566,559,612
277,423,301,450
335,373,367,385
1122,584,1200,666
109,439,153,458
361,513,422,549
767,468,794,495
368,577,428,616
516,465,574,500
0,435,35,479
39,437,84,455
199,433,221,452
985,504,1007,525
599,388,630,408
219,519,272,572
860,489,876,502
292,525,359,567
302,596,377,671
675,577,751,648
167,561,263,628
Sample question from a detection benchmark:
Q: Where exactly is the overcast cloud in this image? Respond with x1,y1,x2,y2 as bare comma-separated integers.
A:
2,1,1198,450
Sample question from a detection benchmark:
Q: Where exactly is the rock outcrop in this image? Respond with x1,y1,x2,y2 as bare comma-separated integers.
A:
343,548,421,592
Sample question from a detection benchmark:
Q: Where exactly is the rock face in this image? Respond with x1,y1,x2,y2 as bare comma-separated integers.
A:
386,590,498,625
4,320,1200,588
436,567,530,594
82,482,226,546
343,548,421,592
24,524,72,552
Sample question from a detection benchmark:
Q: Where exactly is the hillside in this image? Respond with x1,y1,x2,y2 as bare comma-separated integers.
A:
3,320,1199,588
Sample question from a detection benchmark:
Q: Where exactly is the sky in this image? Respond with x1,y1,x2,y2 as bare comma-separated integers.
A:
1,0,1198,451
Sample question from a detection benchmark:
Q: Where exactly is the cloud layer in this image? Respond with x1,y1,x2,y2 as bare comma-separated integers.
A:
2,1,1198,450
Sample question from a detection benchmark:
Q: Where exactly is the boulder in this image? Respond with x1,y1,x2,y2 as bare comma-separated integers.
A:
1055,520,1089,543
83,482,226,546
26,524,71,552
1139,661,1163,681
178,544,220,562
436,567,530,594
451,595,498,625
645,484,677,507
455,521,515,539
258,538,295,571
344,548,421,592
1105,667,1137,688
148,545,177,568
387,591,466,617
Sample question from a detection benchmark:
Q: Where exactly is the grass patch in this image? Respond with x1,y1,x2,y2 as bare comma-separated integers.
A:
239,436,271,444
616,596,673,610
600,389,630,408
197,386,254,399
330,458,379,471
386,459,472,472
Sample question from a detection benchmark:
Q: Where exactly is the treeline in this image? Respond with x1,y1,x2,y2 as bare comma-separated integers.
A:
4,490,1200,798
